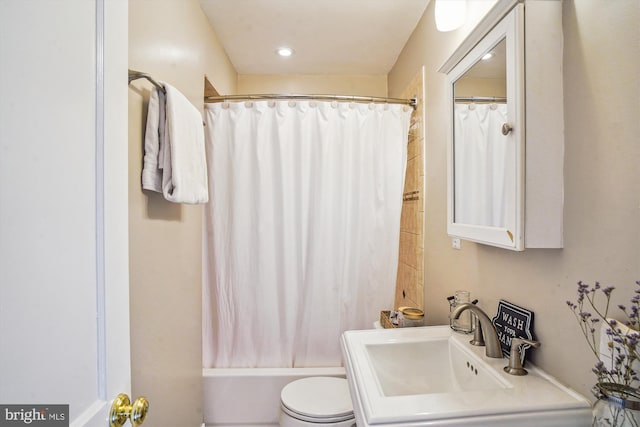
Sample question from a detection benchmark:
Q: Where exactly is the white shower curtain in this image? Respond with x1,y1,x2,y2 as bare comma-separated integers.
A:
203,100,411,368
453,103,514,229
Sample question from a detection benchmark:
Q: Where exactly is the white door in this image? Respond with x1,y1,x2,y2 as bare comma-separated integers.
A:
0,1,133,426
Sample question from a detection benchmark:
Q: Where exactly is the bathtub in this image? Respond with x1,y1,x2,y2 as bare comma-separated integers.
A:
203,366,346,426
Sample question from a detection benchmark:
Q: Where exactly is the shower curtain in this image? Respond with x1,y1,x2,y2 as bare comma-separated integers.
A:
203,100,411,368
453,103,513,229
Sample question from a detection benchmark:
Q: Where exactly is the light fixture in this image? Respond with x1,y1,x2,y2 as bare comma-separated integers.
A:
276,47,293,57
482,52,494,61
435,0,467,32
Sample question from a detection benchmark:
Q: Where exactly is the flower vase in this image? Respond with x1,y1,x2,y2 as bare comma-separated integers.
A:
593,383,640,427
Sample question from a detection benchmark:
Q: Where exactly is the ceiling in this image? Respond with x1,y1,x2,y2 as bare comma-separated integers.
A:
199,0,431,75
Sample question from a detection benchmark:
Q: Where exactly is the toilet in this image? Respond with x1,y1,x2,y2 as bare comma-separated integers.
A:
279,377,355,427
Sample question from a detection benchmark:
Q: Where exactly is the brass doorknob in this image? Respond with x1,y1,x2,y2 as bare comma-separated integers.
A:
109,393,149,427
501,123,513,135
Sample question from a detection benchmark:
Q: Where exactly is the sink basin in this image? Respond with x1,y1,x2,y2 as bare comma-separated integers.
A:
341,326,591,427
366,337,509,396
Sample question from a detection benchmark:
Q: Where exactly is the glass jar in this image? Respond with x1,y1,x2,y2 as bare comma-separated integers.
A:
449,290,474,333
592,382,640,427
399,307,424,327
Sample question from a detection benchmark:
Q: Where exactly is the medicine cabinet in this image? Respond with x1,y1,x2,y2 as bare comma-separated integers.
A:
439,0,564,251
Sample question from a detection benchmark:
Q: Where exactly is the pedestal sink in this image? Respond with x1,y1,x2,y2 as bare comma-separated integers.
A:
341,326,591,427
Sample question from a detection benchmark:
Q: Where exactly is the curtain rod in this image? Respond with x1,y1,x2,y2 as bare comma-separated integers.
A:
455,96,506,103
204,94,418,109
128,69,165,93
127,71,417,109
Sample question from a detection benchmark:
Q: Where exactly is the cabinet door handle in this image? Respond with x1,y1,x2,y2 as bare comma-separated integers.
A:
501,123,513,135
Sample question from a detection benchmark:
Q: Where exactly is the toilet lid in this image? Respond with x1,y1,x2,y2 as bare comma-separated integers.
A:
280,377,353,421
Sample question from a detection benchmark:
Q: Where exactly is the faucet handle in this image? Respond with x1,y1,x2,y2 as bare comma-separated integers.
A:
503,337,541,376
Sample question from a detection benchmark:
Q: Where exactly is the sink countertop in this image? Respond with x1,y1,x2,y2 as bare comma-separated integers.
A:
341,326,592,427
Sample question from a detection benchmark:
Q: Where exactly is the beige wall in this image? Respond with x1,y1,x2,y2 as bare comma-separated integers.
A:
238,74,387,96
389,0,640,399
455,77,506,98
128,1,236,426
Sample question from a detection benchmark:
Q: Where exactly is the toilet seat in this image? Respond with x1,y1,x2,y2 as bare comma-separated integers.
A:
280,377,354,423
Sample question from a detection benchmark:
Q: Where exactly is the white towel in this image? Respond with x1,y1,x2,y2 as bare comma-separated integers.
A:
141,86,165,193
141,82,209,204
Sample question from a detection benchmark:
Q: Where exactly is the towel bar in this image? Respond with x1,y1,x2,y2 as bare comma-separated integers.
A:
128,69,165,93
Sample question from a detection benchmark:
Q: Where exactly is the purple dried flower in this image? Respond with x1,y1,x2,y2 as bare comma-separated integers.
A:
580,311,592,321
593,361,606,376
568,280,640,390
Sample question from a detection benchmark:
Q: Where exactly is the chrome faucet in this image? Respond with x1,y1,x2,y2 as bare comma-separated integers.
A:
450,303,503,358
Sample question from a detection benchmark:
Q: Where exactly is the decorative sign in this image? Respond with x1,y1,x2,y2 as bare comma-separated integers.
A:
491,300,535,364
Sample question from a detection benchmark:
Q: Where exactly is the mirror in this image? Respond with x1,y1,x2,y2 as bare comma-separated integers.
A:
444,5,525,250
453,39,510,229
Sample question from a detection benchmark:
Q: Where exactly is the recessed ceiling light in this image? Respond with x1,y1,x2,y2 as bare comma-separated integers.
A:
482,52,494,61
277,47,294,57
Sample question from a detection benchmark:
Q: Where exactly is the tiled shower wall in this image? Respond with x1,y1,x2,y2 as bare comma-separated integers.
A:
395,69,425,311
